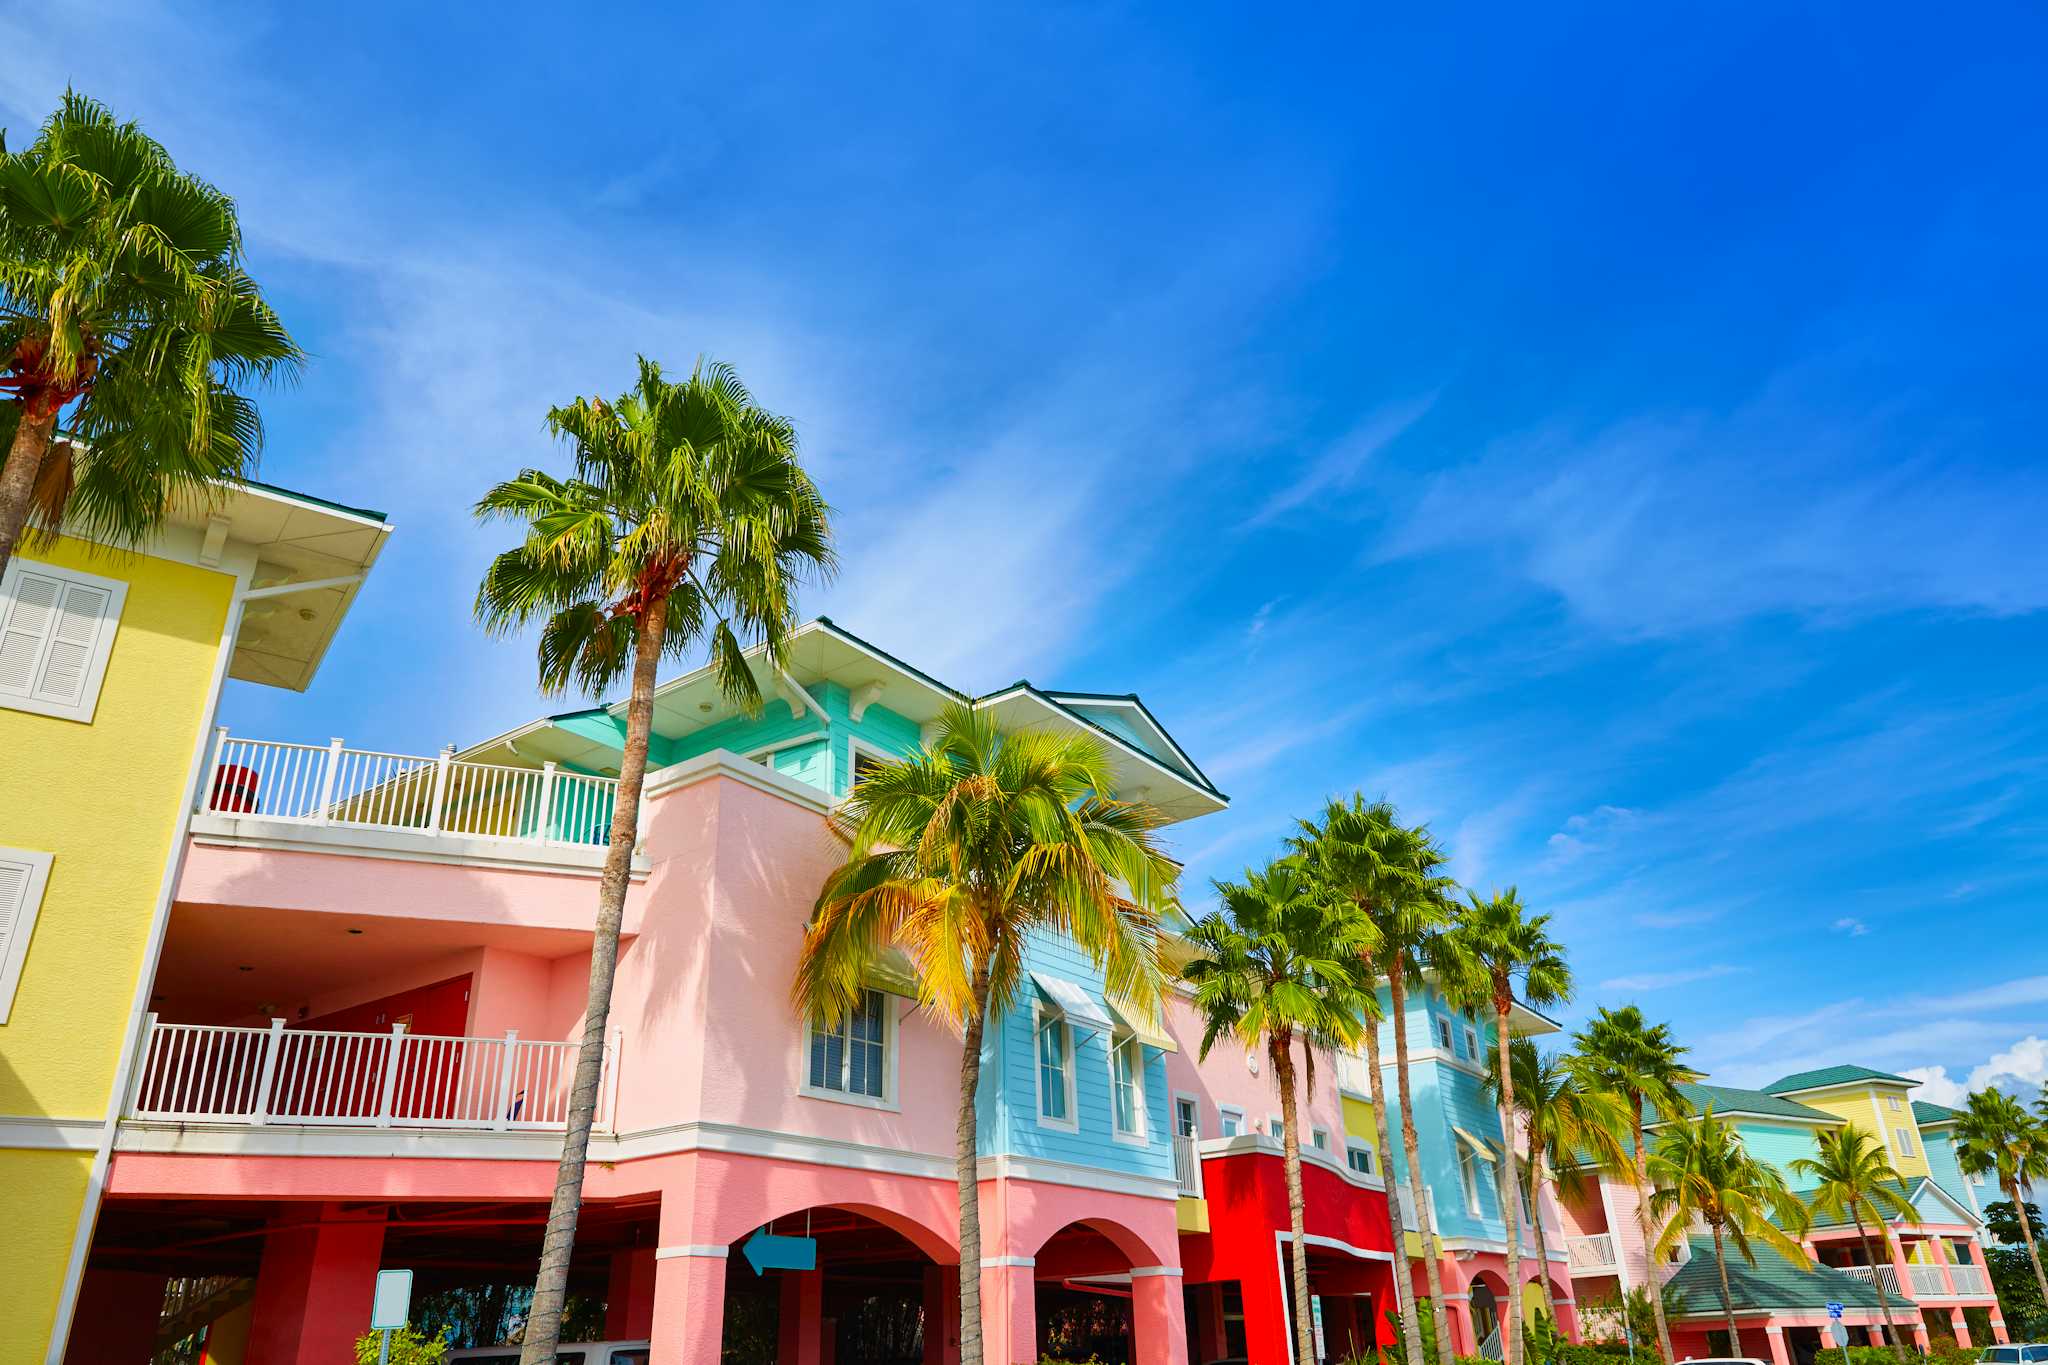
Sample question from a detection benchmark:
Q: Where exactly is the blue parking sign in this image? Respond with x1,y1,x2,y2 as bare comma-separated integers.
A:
1827,1302,1844,1319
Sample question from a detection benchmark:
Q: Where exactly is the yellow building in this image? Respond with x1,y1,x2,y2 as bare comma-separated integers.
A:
0,474,387,1364
1762,1063,1933,1181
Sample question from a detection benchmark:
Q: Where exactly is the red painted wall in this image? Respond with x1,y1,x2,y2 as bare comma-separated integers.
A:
300,972,471,1035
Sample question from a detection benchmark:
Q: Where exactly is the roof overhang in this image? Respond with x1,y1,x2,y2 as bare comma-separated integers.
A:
172,477,390,691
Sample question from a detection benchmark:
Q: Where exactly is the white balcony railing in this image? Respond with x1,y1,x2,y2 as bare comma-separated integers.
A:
1908,1263,1950,1297
1173,1133,1204,1197
1839,1264,1903,1297
200,730,619,849
1947,1263,1989,1297
129,1016,598,1131
1567,1233,1618,1271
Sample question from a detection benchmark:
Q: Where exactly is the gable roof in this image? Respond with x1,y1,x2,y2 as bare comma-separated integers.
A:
1665,1237,1888,1315
1763,1065,1917,1096
1790,1176,1980,1230
1646,1082,1838,1127
1913,1100,1963,1126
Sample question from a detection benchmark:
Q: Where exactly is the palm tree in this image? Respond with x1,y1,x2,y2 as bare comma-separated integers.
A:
0,92,302,574
1570,1006,1701,1364
1955,1088,2048,1310
1487,1038,1631,1328
1293,795,1458,1365
1789,1127,1918,1360
1183,858,1375,1365
476,356,831,1364
1441,889,1569,1365
1290,798,1424,1365
1646,1108,1813,1358
793,704,1177,1365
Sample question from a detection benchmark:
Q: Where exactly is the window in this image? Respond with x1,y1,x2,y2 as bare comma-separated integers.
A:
0,848,55,1024
1175,1095,1200,1139
1435,1016,1454,1051
1037,1011,1074,1126
849,741,890,788
806,989,889,1102
1459,1146,1483,1215
0,560,126,724
1893,1126,1916,1157
1268,1114,1284,1140
1887,1094,1903,1112
1520,1178,1535,1225
1312,1128,1330,1151
1111,1035,1144,1138
1464,1025,1480,1059
1220,1107,1244,1137
1347,1143,1376,1176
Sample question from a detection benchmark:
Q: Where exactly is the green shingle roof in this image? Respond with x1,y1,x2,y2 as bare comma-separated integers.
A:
1763,1065,1915,1095
1646,1082,1837,1126
1787,1178,1920,1229
1666,1237,1889,1315
1913,1100,1962,1126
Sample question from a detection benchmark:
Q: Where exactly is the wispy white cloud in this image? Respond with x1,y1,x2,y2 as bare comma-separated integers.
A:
1832,916,1870,936
1599,964,1744,993
1245,392,1438,528
1543,804,1639,868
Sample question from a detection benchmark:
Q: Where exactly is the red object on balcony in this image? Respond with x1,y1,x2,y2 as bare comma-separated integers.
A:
210,763,259,813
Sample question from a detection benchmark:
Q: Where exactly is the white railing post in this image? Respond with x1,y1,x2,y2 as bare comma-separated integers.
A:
374,1024,406,1128
426,746,454,834
126,1012,161,1116
314,738,344,823
250,1018,286,1125
201,727,230,813
536,762,558,845
492,1030,519,1129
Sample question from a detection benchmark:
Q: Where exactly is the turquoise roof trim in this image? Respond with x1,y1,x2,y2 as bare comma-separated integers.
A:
1764,1064,1916,1095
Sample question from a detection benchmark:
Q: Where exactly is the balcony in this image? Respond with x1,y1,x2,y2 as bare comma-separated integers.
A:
126,1016,602,1133
193,730,625,868
1838,1264,1904,1297
1567,1233,1618,1272
1173,1132,1205,1197
1948,1263,1989,1297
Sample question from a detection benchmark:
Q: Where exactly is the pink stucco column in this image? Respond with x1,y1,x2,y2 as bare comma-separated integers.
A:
1132,1268,1189,1365
1444,1296,1477,1357
1951,1308,1973,1348
980,1262,1038,1365
605,1247,657,1339
245,1203,387,1365
923,1265,961,1365
649,1249,728,1365
1764,1324,1792,1365
779,1268,825,1365
62,1269,169,1365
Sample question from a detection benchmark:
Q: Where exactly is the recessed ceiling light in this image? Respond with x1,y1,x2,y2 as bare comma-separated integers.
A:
237,965,254,972
347,928,364,935
698,701,713,713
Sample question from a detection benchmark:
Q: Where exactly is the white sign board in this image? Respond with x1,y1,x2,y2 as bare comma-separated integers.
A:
371,1268,413,1330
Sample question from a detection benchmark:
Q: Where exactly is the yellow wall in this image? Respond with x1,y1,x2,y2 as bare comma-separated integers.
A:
1789,1084,1933,1180
0,535,233,1362
1343,1094,1378,1147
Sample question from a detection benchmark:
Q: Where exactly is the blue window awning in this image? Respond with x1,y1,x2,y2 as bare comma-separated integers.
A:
1031,971,1115,1036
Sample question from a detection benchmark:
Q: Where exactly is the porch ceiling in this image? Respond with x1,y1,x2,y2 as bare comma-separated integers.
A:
154,902,595,1025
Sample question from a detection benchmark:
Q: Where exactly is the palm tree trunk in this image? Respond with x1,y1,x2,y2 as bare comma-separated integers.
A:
520,595,666,1365
1628,1110,1676,1364
1711,1225,1741,1357
1275,1037,1318,1365
1366,1002,1428,1365
2012,1180,2048,1309
1389,962,1456,1365
1494,999,1526,1365
957,964,992,1365
1529,1163,1559,1325
0,406,56,576
1855,1216,1905,1362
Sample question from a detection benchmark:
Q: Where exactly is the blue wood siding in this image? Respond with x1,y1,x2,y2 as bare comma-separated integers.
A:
1735,1121,1824,1172
978,927,1172,1182
1371,979,1513,1244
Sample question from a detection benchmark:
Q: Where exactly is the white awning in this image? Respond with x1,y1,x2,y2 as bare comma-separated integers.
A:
1031,971,1115,1035
1106,995,1177,1053
863,948,921,999
1453,1126,1497,1161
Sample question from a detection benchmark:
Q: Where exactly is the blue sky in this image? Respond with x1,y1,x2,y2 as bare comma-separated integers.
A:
10,1,2048,1102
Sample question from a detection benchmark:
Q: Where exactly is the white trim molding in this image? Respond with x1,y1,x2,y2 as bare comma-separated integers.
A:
1129,1265,1183,1278
0,1115,103,1150
656,1245,730,1260
981,1256,1035,1268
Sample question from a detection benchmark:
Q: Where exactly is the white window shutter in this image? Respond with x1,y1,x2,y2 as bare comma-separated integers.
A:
0,562,126,722
0,848,55,1023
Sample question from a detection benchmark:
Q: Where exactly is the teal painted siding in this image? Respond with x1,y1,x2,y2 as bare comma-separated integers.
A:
1059,700,1196,782
1921,1127,1984,1212
1737,1122,1824,1172
1372,980,1514,1245
978,928,1173,1183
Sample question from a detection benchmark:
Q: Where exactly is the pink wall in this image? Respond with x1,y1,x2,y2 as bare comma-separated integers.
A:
1160,990,1347,1145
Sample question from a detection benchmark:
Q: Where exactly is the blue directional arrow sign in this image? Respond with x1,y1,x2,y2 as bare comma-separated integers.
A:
743,1228,817,1275
1826,1302,1844,1319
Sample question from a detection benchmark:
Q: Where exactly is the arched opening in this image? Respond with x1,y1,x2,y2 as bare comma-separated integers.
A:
1469,1273,1505,1356
1035,1221,1142,1364
719,1204,953,1365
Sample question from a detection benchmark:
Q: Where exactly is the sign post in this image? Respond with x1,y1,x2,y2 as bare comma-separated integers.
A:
1827,1303,1849,1365
371,1268,413,1365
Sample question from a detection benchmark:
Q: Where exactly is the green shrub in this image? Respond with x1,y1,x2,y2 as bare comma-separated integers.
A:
353,1326,449,1364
